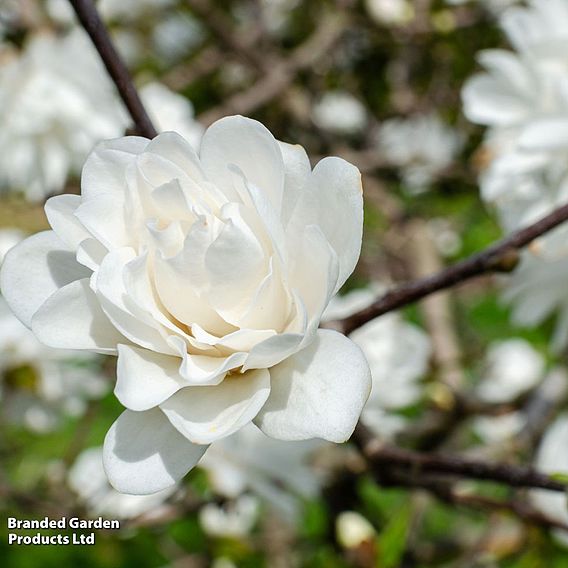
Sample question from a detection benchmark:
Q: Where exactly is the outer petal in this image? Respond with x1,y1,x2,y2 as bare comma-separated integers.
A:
200,115,285,213
31,278,124,353
44,194,91,249
115,344,188,411
255,329,371,442
311,158,363,292
0,230,90,327
103,408,208,495
160,368,271,444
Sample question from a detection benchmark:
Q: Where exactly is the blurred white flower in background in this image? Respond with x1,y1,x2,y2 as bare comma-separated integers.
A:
427,218,462,257
68,447,176,519
312,91,368,136
365,0,413,26
476,338,545,404
140,82,204,149
472,411,525,444
152,12,204,64
0,298,109,432
199,423,325,521
199,495,260,538
531,413,568,547
463,0,568,349
336,511,376,550
377,113,463,194
0,29,126,200
324,287,431,439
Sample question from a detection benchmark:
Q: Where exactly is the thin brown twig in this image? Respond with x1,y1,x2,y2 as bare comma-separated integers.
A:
354,423,568,492
326,202,568,334
67,0,157,139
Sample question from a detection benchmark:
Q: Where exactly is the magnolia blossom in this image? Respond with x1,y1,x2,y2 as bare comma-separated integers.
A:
472,411,525,444
0,115,371,495
68,447,176,520
476,339,545,404
199,495,260,538
324,287,431,439
531,413,568,546
0,30,126,200
365,0,413,26
312,92,367,136
376,114,463,193
462,0,568,348
200,422,325,520
336,511,376,550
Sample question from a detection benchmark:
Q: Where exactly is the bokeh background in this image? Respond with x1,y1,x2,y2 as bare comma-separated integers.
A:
2,0,568,566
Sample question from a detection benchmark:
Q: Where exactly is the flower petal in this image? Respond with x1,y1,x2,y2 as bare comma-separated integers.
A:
160,368,271,444
0,230,90,327
44,194,91,249
115,344,188,411
255,329,371,442
310,157,363,292
200,115,285,214
31,278,124,353
103,408,208,495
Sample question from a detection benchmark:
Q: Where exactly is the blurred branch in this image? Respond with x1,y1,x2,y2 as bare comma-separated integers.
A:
199,11,348,125
67,0,157,138
326,202,568,334
354,423,568,492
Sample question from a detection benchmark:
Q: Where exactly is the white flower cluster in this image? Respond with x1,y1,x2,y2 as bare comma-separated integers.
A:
376,113,463,194
0,30,126,201
0,28,203,202
463,0,568,348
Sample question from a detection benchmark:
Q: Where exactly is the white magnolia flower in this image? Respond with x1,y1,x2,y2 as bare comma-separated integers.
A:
0,30,125,200
531,413,568,547
68,447,176,519
365,0,413,26
336,511,376,549
476,338,545,404
0,298,108,433
462,0,568,348
140,83,204,150
324,287,431,438
0,115,371,495
152,12,203,63
200,422,325,520
472,411,525,444
377,114,463,193
503,250,568,349
199,495,259,538
312,92,367,136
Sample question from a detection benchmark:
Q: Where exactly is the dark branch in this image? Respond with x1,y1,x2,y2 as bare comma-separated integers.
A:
354,423,568,492
327,202,568,334
67,0,157,139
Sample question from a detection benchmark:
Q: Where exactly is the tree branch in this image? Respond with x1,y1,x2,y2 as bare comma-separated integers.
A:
326,202,568,335
354,423,568,492
67,0,157,139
